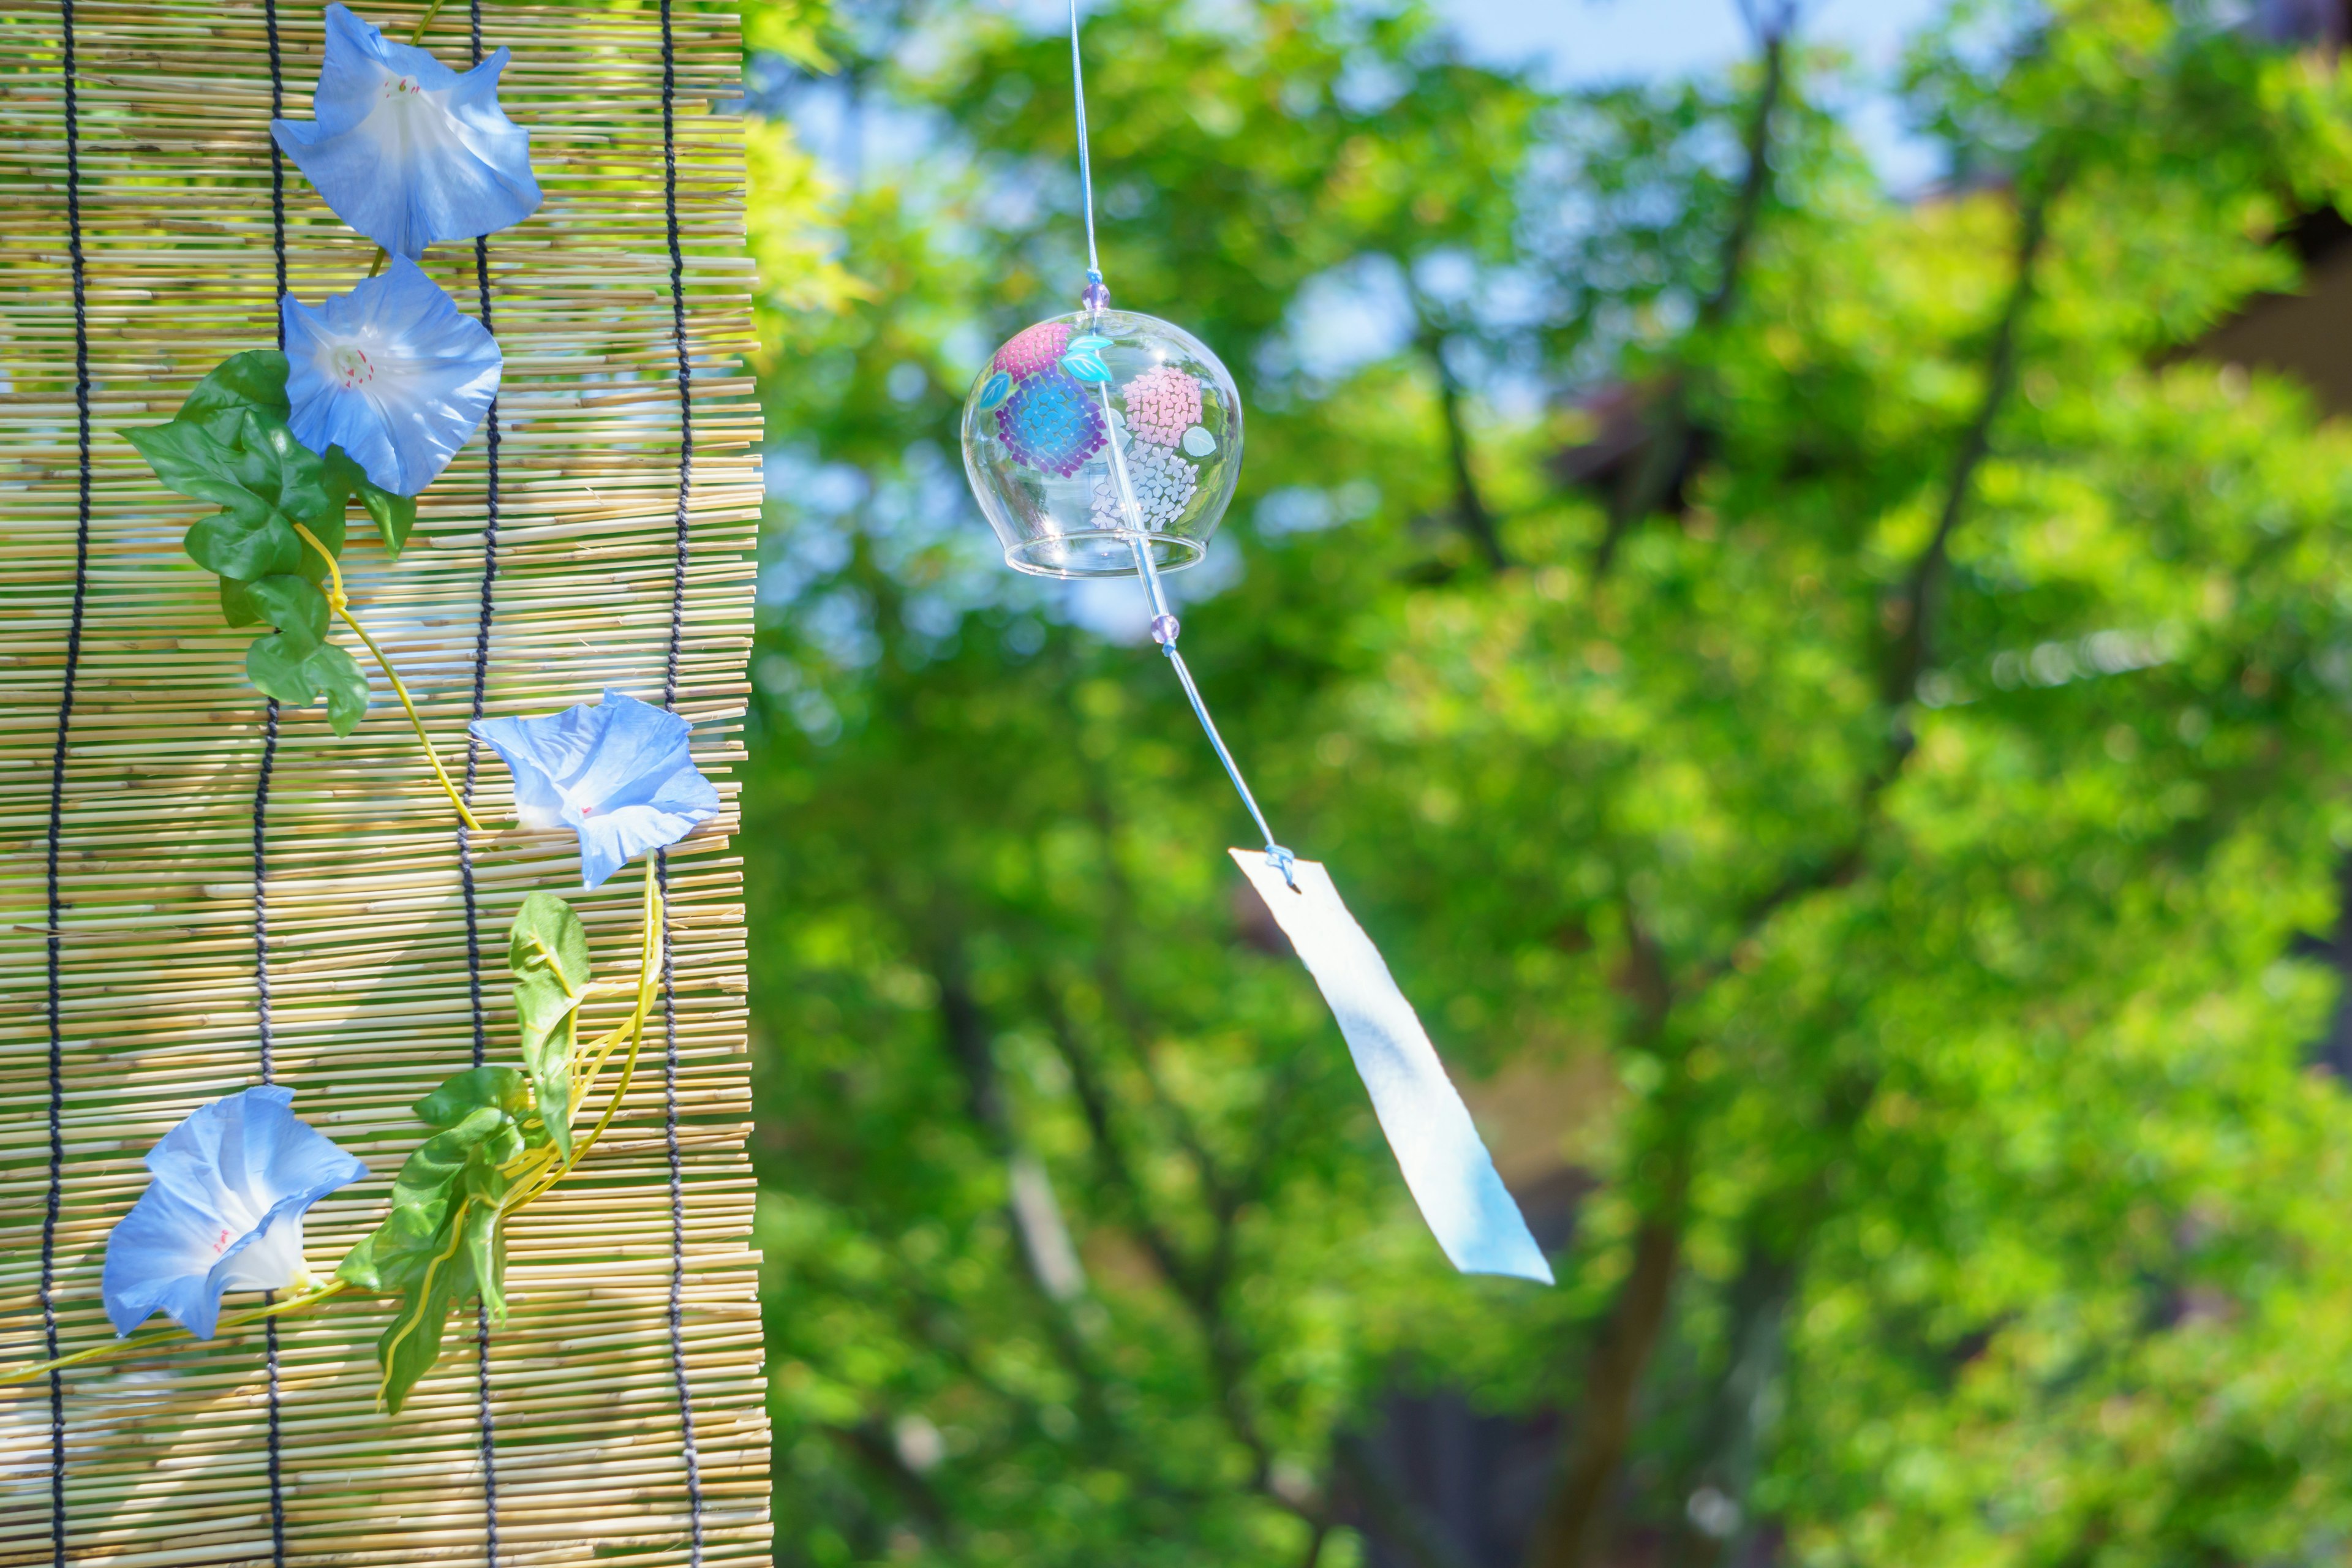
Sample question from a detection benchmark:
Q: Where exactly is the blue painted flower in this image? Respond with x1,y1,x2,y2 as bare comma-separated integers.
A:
282,255,502,497
272,3,541,260
103,1087,368,1341
471,687,722,889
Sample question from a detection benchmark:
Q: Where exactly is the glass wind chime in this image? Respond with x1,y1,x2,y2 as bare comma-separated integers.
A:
957,6,1550,1285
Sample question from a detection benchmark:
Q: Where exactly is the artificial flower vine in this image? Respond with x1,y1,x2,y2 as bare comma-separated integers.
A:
129,1,530,823
3,9,722,1414
7,686,717,1405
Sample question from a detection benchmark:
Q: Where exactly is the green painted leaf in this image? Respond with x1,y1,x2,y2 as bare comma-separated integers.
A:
178,350,290,442
508,891,592,1161
243,574,328,657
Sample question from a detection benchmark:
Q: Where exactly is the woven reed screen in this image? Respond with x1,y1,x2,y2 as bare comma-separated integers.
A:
0,1,768,1561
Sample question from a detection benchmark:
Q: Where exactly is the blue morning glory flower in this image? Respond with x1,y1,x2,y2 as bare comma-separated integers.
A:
272,3,541,260
471,687,722,889
282,255,502,497
102,1086,368,1341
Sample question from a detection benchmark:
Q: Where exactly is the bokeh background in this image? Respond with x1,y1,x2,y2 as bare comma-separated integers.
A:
729,1,2352,1563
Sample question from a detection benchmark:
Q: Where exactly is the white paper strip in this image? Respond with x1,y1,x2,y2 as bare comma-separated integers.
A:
1231,851,1553,1284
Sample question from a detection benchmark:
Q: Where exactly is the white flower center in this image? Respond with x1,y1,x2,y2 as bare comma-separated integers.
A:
382,73,423,99
329,344,375,390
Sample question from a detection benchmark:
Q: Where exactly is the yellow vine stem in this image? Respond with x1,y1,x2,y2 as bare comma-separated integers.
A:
291,522,484,833
0,1278,352,1387
504,865,665,1222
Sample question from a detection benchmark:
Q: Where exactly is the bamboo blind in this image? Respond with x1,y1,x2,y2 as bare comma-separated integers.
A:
0,1,768,1562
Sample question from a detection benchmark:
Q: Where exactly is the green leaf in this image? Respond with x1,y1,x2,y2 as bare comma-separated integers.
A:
243,574,328,657
246,638,370,734
415,1065,532,1129
310,643,369,735
178,350,290,442
325,445,417,556
508,892,592,1161
247,633,321,707
336,1081,532,1414
219,578,262,629
185,506,303,582
128,421,276,529
236,409,333,530
372,1203,480,1415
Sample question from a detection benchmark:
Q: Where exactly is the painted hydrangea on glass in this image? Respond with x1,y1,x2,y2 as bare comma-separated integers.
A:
102,1087,368,1341
993,320,1074,379
1092,440,1197,531
997,369,1106,477
472,687,722,889
282,255,502,497
1121,365,1202,447
273,3,541,260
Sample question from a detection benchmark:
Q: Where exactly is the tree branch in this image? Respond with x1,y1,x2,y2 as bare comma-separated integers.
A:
1416,312,1510,571
1881,170,2064,707
1593,22,1790,578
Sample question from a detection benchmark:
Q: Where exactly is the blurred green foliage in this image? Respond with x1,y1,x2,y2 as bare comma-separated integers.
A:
735,1,2352,1564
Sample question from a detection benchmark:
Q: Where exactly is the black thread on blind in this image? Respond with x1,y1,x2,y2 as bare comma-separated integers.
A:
43,2,96,1561
461,5,504,1559
657,0,704,1558
258,4,290,1561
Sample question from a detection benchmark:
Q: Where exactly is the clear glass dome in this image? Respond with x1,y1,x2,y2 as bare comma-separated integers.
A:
959,308,1243,578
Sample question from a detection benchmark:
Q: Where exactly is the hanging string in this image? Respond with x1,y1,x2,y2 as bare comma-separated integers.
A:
43,2,96,1558
458,4,505,1556
1066,18,1294,884
258,5,290,1560
657,0,706,1556
1066,0,1100,294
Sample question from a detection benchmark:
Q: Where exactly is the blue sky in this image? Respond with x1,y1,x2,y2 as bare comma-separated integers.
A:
1436,0,1954,189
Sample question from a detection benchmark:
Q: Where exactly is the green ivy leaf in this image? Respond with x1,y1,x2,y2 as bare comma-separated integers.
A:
247,637,370,734
126,421,276,529
508,892,592,1162
243,574,328,657
323,445,416,557
178,350,290,442
219,579,263,629
261,431,336,534
415,1065,532,1129
370,1211,479,1415
311,643,369,735
184,505,302,582
336,1093,529,1414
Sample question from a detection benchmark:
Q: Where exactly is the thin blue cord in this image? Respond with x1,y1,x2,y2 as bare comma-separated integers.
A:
1098,383,1296,884
1068,0,1099,285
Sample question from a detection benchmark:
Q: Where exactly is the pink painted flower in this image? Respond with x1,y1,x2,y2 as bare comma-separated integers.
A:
1121,365,1202,447
994,321,1074,379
